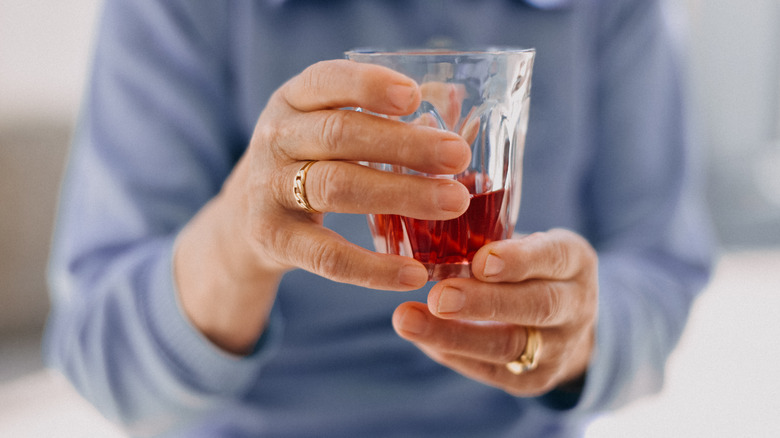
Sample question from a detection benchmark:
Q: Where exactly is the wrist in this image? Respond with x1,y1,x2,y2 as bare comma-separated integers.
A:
174,193,284,355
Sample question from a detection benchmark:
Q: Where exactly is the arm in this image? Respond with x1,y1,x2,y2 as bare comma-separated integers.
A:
44,2,271,433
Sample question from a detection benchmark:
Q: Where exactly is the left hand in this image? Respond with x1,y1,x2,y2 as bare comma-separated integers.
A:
392,228,598,396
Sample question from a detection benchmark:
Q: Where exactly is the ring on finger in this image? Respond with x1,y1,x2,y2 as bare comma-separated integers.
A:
506,326,542,375
293,160,320,214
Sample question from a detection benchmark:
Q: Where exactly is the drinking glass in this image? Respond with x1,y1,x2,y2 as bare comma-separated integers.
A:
346,48,535,281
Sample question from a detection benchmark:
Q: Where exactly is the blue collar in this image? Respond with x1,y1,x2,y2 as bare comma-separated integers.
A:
266,0,571,9
523,0,572,9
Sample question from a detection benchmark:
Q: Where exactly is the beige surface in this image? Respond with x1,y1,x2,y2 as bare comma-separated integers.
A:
587,249,780,437
1,250,778,437
0,371,125,438
0,123,70,333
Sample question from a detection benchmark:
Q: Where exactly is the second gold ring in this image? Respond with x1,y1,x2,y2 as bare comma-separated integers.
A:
293,160,320,214
505,326,542,375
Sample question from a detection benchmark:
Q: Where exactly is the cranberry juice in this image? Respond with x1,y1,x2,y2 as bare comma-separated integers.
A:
369,174,511,279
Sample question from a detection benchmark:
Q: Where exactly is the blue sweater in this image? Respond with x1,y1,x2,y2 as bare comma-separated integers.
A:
45,0,714,436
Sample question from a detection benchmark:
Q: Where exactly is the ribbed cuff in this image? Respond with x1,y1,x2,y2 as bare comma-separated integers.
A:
143,239,284,396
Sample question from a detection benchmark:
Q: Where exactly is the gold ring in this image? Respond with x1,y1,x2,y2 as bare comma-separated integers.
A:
506,327,542,375
293,160,320,214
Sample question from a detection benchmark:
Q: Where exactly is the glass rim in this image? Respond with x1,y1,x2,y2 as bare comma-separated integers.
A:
345,47,535,57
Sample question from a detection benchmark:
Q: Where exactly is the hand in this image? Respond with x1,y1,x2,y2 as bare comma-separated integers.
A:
238,60,474,287
174,60,472,353
392,229,598,396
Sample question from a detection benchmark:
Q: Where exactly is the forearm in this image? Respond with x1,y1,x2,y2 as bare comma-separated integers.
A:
174,162,285,355
42,0,287,431
45,236,283,434
570,245,712,414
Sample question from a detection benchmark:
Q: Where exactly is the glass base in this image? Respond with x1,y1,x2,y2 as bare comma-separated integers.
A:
424,262,473,281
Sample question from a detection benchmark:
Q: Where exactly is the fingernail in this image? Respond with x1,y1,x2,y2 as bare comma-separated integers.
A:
483,253,505,277
435,182,469,213
436,138,469,171
387,83,417,111
399,307,427,334
437,286,465,314
398,264,428,287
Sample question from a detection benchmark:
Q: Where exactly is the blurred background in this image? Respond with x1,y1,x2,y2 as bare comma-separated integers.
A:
1,0,779,436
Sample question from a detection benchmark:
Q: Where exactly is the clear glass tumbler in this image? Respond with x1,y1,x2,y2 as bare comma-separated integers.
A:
346,48,535,281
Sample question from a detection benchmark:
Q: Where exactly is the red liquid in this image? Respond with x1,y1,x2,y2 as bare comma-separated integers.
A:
369,174,511,279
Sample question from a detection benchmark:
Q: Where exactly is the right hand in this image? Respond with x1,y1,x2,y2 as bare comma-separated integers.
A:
174,60,472,353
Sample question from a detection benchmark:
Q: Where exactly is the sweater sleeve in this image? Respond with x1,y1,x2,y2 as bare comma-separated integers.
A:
43,1,282,434
539,0,715,414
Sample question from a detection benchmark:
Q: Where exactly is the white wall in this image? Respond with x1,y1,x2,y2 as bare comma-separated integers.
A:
0,0,101,333
686,0,780,245
0,0,100,123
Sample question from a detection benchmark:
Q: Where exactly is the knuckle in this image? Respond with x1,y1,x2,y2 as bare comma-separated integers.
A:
253,121,291,162
497,326,523,363
540,283,563,325
525,281,563,326
550,238,570,278
268,228,293,259
252,122,275,147
309,240,350,278
249,218,291,266
300,61,328,95
312,163,351,208
486,289,506,321
319,111,347,153
252,112,297,164
524,231,546,245
429,325,466,353
267,166,291,208
438,336,463,354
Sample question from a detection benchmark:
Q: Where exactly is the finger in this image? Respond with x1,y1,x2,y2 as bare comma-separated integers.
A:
459,107,480,145
283,109,471,175
395,301,571,365
268,218,429,290
414,344,558,397
285,161,469,219
393,302,571,396
419,82,465,130
426,277,577,326
393,302,528,364
282,59,421,115
471,229,597,283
